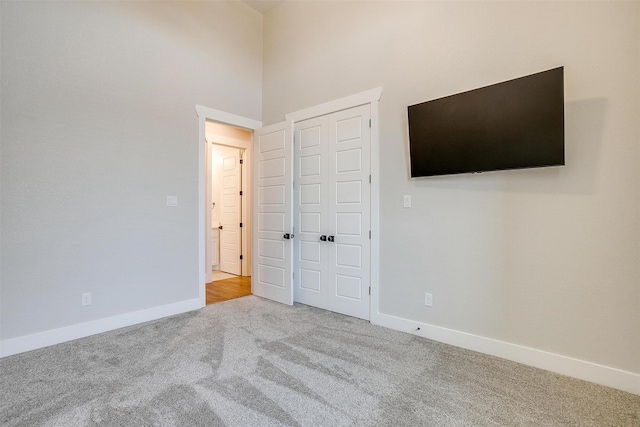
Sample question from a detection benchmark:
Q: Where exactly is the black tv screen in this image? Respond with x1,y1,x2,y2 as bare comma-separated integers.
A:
408,67,565,177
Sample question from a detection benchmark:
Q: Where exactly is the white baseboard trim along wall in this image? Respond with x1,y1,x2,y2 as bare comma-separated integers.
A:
372,312,640,396
2,299,638,396
0,298,202,358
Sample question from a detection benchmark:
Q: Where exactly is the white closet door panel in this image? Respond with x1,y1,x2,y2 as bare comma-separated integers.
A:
293,116,329,309
328,104,371,320
253,122,293,305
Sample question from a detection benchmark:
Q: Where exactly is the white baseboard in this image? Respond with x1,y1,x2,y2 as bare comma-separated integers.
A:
0,298,203,358
371,311,640,396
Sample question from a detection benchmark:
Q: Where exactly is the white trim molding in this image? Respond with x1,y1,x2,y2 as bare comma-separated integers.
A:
371,312,640,396
196,105,262,130
286,87,382,123
0,298,201,358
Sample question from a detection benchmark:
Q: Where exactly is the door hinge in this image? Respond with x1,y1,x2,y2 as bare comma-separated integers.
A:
369,230,371,239
239,254,243,260
240,222,243,228
369,119,372,128
369,174,371,183
239,190,243,196
369,286,371,295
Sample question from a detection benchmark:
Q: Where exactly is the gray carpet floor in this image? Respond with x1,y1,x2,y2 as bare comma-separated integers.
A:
1,295,639,426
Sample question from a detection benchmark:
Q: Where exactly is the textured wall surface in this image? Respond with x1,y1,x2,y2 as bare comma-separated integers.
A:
0,1,262,340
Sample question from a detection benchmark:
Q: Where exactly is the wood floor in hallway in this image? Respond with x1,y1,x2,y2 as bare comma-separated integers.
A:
206,276,251,305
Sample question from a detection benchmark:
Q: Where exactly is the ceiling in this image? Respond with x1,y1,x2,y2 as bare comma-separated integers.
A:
242,0,283,14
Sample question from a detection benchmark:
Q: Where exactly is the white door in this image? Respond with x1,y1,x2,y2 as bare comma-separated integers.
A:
293,115,329,310
253,121,294,305
294,104,371,320
218,146,242,275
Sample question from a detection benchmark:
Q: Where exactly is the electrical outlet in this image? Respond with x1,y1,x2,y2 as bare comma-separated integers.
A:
166,196,178,207
82,292,92,306
403,195,411,208
424,292,433,307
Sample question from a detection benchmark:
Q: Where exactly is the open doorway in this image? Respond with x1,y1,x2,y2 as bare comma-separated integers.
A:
205,121,253,305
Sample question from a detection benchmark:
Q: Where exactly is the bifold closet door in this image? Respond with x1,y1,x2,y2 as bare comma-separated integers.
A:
294,104,371,320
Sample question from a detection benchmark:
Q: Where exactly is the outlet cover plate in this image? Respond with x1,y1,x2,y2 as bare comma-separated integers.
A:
424,292,433,307
82,292,92,306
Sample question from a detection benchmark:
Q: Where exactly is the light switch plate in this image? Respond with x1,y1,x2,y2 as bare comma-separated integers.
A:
403,195,411,208
167,196,178,207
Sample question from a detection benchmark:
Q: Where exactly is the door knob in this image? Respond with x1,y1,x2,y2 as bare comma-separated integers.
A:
284,233,294,240
218,225,223,230
328,235,335,242
320,235,327,241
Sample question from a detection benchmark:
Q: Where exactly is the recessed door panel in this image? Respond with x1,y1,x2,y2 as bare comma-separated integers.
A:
336,274,361,300
299,213,320,233
259,239,284,260
259,213,284,232
336,181,362,204
336,213,362,236
300,125,322,149
300,268,321,291
259,158,286,179
336,244,362,268
336,117,362,143
336,148,362,173
300,155,321,176
259,185,285,206
259,264,285,288
300,184,321,205
259,130,286,153
300,241,320,263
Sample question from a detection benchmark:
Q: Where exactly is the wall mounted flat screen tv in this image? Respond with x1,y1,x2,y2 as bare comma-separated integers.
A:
408,67,565,177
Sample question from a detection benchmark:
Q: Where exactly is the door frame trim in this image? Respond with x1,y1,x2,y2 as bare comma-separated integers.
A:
196,105,261,307
285,87,382,320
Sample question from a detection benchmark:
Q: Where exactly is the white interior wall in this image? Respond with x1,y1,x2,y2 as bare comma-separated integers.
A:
262,1,640,375
0,1,262,343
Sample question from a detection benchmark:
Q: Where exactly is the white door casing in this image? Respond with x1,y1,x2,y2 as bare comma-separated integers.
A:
252,121,294,305
293,105,371,320
218,146,242,275
198,105,261,301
